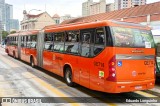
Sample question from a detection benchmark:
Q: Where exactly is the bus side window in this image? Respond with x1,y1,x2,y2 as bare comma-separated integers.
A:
44,33,53,51
65,30,80,54
26,36,31,48
24,36,27,47
53,32,65,52
30,35,37,49
21,36,24,47
16,36,18,46
94,28,105,56
80,29,94,57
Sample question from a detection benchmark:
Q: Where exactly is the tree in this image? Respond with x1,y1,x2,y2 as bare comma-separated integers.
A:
2,31,9,39
10,31,16,34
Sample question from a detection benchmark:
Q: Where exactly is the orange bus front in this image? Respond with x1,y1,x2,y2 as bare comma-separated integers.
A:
103,26,155,93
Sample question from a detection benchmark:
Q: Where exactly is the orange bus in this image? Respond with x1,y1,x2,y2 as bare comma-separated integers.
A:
6,30,39,66
5,33,18,58
6,20,155,93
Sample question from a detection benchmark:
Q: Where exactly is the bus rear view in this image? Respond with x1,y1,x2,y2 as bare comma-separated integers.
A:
105,22,155,93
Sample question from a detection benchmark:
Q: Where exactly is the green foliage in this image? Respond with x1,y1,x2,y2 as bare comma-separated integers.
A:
2,31,9,39
10,31,16,34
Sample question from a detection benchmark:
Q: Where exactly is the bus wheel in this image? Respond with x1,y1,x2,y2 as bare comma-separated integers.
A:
30,57,35,68
65,67,74,87
14,55,16,59
13,52,16,59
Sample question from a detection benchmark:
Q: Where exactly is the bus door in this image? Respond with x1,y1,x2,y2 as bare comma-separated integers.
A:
43,33,54,72
90,27,106,91
52,32,65,75
78,29,94,88
65,30,80,83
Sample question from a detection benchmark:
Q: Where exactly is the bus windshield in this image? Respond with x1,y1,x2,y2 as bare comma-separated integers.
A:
111,27,155,48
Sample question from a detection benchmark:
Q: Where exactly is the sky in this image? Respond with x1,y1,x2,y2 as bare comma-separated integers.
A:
5,0,160,21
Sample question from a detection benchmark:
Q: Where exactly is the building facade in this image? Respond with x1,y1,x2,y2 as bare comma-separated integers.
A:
106,3,114,12
82,0,146,15
52,14,60,25
21,10,55,31
82,0,107,16
60,14,73,23
0,0,19,32
10,19,19,31
114,0,146,10
0,0,5,31
90,0,106,15
5,3,13,31
82,0,93,16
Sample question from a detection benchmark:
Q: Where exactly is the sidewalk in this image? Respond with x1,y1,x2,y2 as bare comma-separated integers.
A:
0,44,6,55
0,44,6,49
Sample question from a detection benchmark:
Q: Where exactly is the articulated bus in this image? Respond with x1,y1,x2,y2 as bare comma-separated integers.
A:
6,30,39,66
152,29,160,78
5,20,155,93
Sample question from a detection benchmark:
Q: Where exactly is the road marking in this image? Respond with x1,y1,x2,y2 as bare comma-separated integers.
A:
134,91,158,97
57,85,68,89
23,72,80,106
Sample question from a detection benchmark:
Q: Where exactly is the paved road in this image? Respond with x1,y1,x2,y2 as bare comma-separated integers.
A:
0,46,160,106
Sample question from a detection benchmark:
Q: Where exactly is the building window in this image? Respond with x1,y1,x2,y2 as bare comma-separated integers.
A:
25,25,27,30
55,20,60,24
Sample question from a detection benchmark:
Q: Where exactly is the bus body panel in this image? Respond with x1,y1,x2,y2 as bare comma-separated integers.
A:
29,48,37,65
52,52,63,75
63,54,79,83
43,51,63,76
104,79,155,93
25,48,32,63
43,50,53,72
78,57,91,88
116,59,155,81
90,51,108,91
115,48,155,82
20,47,26,61
54,52,64,76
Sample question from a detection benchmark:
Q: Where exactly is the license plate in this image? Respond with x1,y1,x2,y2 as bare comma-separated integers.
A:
135,86,142,89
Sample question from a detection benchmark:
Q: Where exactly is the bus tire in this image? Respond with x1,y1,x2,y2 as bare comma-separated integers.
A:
13,51,16,59
30,57,35,68
65,67,74,87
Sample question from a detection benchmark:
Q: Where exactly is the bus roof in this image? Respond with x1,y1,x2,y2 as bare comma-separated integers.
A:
7,30,39,37
44,20,150,33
